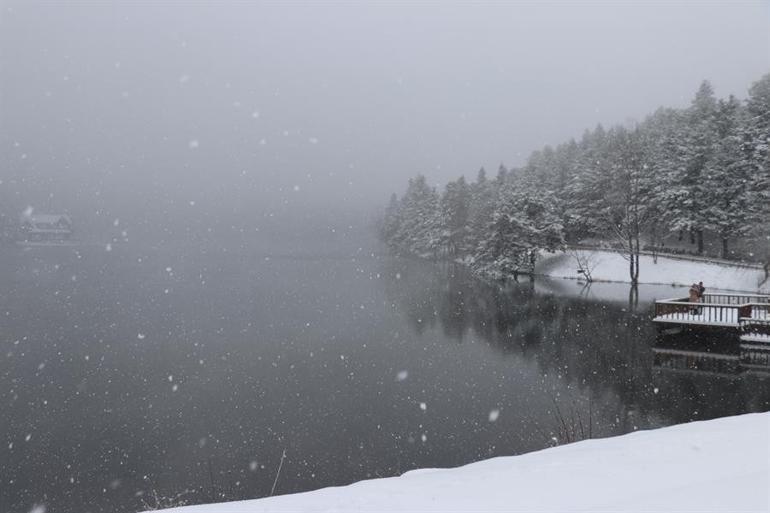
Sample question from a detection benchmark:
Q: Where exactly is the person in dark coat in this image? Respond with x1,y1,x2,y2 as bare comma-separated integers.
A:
689,283,700,314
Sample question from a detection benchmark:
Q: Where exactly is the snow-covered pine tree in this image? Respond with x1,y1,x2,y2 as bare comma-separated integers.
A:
665,80,719,253
702,95,756,258
474,173,563,276
639,107,683,259
743,73,770,271
439,176,471,256
390,175,441,256
380,192,401,242
467,167,497,257
562,125,611,241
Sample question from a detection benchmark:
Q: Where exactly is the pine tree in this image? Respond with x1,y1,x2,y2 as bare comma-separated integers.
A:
639,107,683,258
666,80,719,253
702,96,755,258
467,168,497,255
563,125,611,240
743,74,770,270
439,176,471,256
475,176,563,274
390,175,441,256
380,193,400,242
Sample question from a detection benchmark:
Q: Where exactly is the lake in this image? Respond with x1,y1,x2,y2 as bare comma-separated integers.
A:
2,238,769,512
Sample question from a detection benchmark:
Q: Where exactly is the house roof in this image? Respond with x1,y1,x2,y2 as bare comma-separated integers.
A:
19,213,73,232
20,214,71,224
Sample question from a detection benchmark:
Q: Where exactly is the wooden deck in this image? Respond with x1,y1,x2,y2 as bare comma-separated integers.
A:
653,293,770,340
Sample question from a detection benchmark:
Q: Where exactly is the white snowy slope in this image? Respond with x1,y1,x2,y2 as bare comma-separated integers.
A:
157,412,770,513
536,250,768,292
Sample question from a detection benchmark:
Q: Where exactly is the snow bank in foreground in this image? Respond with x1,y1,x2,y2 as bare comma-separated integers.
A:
537,250,768,293
156,413,769,513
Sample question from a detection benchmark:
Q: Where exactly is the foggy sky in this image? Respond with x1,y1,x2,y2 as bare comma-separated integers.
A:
1,0,768,223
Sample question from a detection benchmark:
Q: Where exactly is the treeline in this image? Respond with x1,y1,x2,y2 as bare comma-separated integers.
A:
380,74,770,283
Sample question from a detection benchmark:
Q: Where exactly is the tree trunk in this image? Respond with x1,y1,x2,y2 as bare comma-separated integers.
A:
633,233,640,284
628,284,639,310
633,253,640,284
697,230,704,254
721,237,728,259
628,236,636,285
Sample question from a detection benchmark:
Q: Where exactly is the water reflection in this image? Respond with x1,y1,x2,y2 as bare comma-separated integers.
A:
1,247,768,513
379,257,770,429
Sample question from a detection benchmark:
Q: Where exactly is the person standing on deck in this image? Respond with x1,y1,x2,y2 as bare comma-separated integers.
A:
698,281,706,314
689,283,701,314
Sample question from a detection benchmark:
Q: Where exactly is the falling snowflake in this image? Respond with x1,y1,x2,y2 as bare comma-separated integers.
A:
488,409,500,422
396,370,408,382
188,140,199,149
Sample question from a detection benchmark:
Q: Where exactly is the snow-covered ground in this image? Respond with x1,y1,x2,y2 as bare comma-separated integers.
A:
537,249,769,293
534,277,691,304
156,412,769,513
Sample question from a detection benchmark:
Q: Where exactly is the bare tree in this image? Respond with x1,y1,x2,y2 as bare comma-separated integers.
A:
568,248,598,283
605,128,652,285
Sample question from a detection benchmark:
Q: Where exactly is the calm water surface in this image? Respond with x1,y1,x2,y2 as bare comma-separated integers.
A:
2,240,769,512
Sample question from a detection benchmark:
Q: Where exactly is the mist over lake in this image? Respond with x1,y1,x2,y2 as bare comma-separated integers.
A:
1,1,769,512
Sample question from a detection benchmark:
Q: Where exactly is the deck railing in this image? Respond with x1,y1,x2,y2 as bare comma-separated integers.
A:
654,293,770,327
702,293,770,305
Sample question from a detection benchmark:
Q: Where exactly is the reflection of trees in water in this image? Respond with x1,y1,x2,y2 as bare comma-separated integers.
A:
380,257,770,430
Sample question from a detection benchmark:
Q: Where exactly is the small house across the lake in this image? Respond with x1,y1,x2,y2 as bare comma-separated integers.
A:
18,213,74,241
653,293,770,344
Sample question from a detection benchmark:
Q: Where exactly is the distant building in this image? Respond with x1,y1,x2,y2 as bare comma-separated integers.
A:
18,213,74,241
0,214,13,242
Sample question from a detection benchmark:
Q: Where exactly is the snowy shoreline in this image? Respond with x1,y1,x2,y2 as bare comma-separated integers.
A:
533,249,768,293
151,412,770,512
